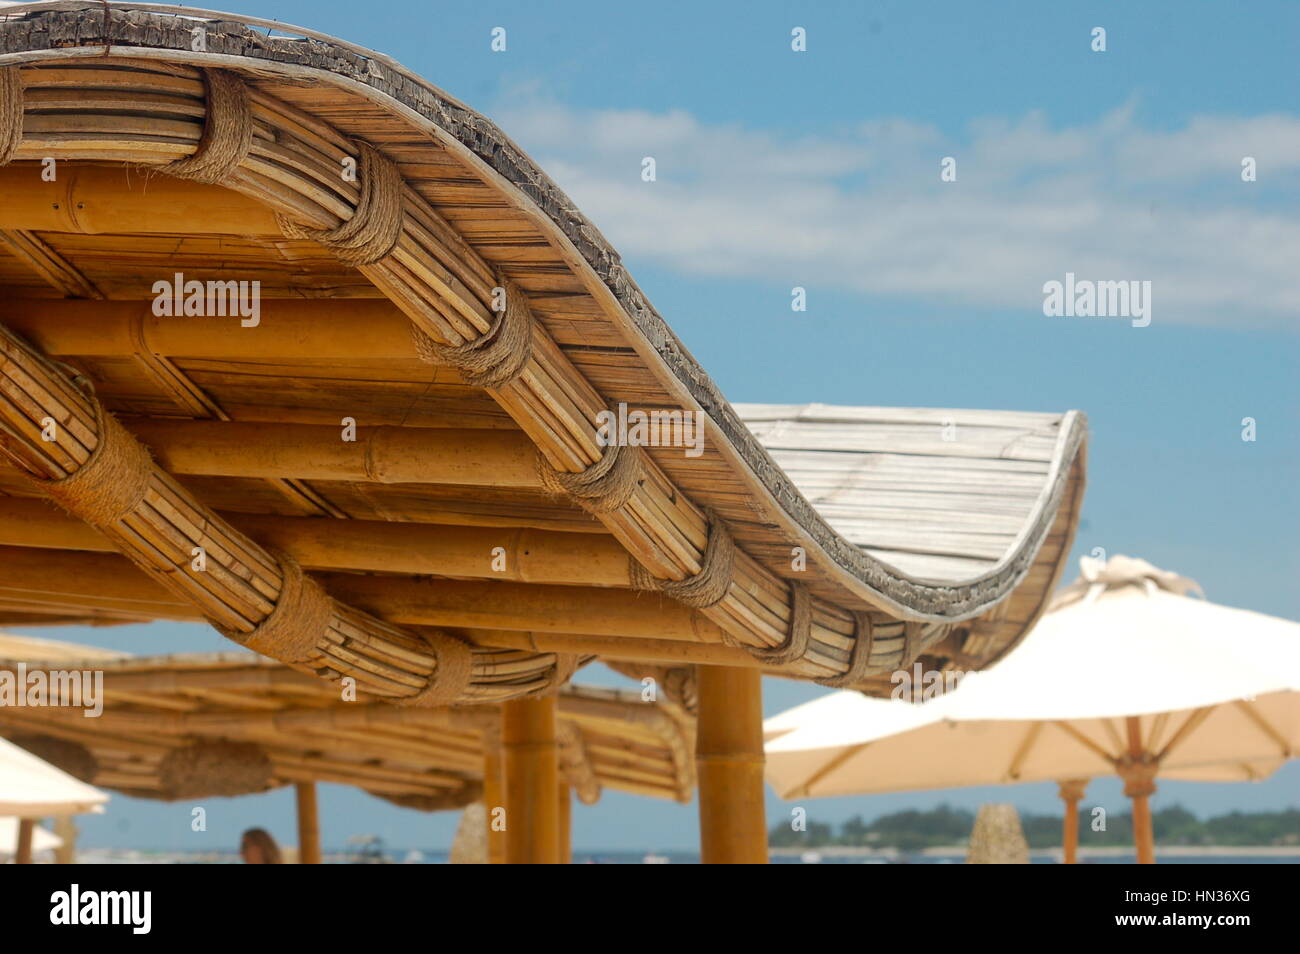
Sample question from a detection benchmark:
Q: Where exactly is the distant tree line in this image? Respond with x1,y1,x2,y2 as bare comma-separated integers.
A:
769,804,1300,851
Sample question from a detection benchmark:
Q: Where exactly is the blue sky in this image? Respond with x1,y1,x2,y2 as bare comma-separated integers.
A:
9,0,1298,853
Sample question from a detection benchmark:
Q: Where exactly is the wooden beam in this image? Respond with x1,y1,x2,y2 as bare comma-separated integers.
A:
502,696,559,864
295,781,321,865
121,419,543,489
696,666,768,864
0,163,278,234
0,498,629,587
0,546,729,642
3,299,416,360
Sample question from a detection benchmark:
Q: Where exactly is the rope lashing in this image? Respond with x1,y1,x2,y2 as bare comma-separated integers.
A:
816,610,876,687
35,405,153,528
411,278,534,389
543,653,581,693
899,620,921,668
0,67,22,165
629,509,736,609
741,580,812,666
220,551,333,666
396,630,474,707
538,439,643,514
161,68,252,184
277,140,405,266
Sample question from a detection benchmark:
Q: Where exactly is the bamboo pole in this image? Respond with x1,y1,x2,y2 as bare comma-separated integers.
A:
1057,778,1088,865
3,298,417,360
14,819,34,864
501,696,559,864
53,814,77,865
483,741,507,865
1123,716,1158,865
295,781,321,865
558,782,572,865
0,546,728,642
0,164,279,234
0,498,629,587
120,420,543,489
696,666,768,864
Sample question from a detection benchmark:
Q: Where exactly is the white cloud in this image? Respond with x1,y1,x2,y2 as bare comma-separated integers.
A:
495,97,1300,325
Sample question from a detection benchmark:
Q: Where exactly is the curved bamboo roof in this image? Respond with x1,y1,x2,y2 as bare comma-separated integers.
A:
0,3,1086,701
0,635,696,805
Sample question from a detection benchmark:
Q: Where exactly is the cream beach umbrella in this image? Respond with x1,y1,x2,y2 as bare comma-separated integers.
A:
0,734,107,863
0,817,61,859
765,556,1300,864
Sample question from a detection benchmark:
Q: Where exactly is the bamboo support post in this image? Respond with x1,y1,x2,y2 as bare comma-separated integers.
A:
1122,716,1158,865
1057,778,1088,865
14,818,34,864
501,696,559,864
483,740,506,865
295,781,321,865
696,665,768,864
53,814,77,865
558,782,572,865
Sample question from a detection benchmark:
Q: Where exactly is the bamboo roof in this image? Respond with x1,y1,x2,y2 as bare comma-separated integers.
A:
0,3,1086,703
0,635,696,805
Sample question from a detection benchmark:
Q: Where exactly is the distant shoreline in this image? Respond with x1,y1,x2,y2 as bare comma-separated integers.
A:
770,845,1300,858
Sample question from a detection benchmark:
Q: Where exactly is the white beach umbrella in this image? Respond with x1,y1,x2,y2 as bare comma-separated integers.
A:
0,735,107,864
0,817,61,858
765,556,1300,863
0,735,108,816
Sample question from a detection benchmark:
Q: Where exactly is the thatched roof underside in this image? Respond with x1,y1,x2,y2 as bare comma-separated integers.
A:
0,3,1085,702
0,637,696,805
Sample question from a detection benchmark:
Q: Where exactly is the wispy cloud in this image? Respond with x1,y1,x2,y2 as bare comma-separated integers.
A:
495,96,1300,326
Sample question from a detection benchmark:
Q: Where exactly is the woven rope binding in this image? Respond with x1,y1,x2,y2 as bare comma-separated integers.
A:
538,440,643,514
816,610,876,687
397,630,474,707
277,140,404,266
411,278,534,389
629,509,735,610
161,68,252,184
219,552,332,666
0,67,22,166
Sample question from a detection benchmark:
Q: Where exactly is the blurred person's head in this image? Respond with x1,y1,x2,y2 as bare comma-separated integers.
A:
240,828,281,864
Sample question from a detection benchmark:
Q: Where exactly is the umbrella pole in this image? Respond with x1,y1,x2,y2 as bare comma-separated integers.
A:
15,818,33,864
295,781,321,864
558,782,572,864
1121,716,1159,865
482,740,507,865
697,665,768,864
1057,779,1088,864
502,696,560,864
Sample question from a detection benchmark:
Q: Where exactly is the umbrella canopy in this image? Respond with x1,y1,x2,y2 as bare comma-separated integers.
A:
767,556,1300,795
0,734,108,816
764,556,1300,861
